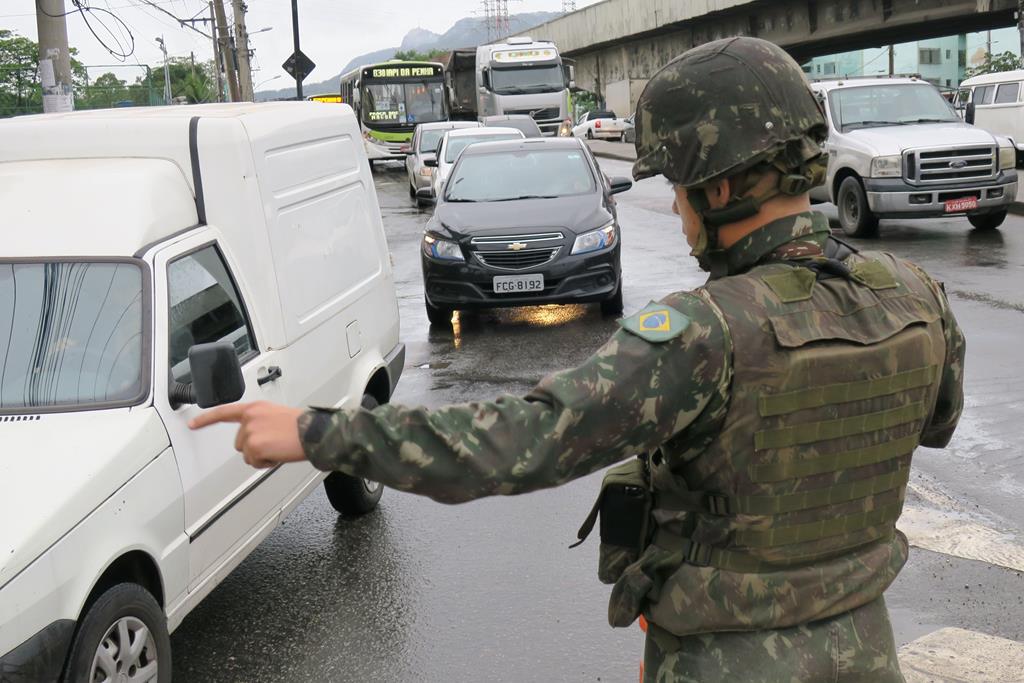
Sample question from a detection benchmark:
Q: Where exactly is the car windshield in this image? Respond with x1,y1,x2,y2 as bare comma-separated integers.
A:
828,83,958,131
490,65,564,95
0,261,145,411
591,111,617,120
446,147,596,202
444,134,522,163
362,81,445,126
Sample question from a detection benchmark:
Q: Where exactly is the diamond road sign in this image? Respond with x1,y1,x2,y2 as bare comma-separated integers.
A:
282,50,316,82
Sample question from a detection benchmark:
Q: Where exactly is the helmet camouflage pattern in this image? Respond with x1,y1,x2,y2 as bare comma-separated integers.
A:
632,37,827,188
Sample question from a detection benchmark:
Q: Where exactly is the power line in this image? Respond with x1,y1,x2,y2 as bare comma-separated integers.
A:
129,0,212,39
39,1,137,61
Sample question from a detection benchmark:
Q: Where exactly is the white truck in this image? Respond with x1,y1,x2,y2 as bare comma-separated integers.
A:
809,76,1017,235
444,37,575,136
0,103,404,681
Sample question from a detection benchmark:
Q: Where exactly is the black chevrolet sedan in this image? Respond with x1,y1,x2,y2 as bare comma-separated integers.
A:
420,137,632,326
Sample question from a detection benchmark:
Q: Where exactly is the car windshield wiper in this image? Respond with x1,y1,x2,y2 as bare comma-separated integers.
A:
495,87,528,94
444,197,478,203
844,120,903,130
491,195,560,202
900,117,956,124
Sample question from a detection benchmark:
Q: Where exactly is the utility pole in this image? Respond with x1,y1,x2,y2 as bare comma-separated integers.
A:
888,45,894,75
209,3,224,102
231,0,253,101
291,0,303,99
35,0,74,112
213,0,240,101
1018,0,1024,66
156,36,172,104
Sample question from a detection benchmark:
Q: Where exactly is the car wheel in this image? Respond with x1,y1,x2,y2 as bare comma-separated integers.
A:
586,129,594,140
323,394,385,516
968,209,1006,231
61,583,170,683
600,284,624,316
836,176,879,238
425,295,453,326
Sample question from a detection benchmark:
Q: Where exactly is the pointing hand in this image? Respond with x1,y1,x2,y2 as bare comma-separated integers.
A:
189,401,306,469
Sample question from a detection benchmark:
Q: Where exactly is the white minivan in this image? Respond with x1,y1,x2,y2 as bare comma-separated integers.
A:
958,69,1024,165
0,103,404,681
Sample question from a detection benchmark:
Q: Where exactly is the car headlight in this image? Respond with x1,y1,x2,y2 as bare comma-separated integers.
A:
419,166,434,177
571,223,617,255
422,234,464,261
870,155,902,178
558,119,573,137
999,145,1016,170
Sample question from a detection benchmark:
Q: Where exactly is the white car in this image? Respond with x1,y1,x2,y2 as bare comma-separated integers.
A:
0,103,404,681
808,77,1017,235
572,110,627,141
425,126,526,201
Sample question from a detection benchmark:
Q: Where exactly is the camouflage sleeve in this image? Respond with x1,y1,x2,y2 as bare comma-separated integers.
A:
906,262,966,447
297,292,730,504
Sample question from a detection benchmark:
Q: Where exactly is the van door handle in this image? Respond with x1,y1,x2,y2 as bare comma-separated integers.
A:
257,366,283,386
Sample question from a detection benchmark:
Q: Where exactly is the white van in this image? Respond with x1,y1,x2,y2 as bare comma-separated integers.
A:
0,103,404,681
959,69,1024,164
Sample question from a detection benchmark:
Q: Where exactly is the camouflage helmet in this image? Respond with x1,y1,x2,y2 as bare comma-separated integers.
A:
632,37,827,188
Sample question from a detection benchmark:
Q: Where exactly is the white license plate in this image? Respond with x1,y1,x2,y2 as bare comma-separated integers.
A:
493,274,544,294
945,196,979,212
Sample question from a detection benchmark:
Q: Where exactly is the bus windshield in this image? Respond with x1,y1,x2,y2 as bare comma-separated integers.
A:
362,81,445,127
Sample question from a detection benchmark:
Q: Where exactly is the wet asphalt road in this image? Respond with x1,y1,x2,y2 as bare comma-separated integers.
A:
171,157,1024,681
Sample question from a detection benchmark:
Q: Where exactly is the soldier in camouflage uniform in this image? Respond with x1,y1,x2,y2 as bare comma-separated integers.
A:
193,37,965,682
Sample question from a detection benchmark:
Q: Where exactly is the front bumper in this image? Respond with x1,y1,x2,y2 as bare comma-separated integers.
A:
422,244,620,310
364,137,408,161
0,619,75,683
864,172,1017,217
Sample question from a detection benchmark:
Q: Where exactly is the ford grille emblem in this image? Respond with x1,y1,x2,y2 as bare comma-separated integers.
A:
949,160,968,169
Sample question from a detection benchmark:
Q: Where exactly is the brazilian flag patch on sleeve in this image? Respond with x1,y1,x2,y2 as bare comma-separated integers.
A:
618,301,691,343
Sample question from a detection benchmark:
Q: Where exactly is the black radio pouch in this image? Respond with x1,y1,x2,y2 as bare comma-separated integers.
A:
571,457,653,584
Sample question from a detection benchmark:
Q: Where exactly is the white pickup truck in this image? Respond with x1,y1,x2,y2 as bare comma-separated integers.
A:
0,103,404,681
809,77,1017,236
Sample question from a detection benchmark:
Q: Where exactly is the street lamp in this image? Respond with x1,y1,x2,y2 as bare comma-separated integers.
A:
250,27,273,35
255,74,282,91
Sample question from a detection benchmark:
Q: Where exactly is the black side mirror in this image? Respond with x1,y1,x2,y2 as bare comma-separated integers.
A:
481,67,491,91
608,176,633,195
188,341,245,408
965,102,976,125
424,156,438,168
416,187,435,202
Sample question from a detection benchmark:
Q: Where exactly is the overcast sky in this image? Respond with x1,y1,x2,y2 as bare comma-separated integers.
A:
2,0,598,90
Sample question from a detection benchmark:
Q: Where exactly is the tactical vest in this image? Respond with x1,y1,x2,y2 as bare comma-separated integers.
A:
622,250,948,636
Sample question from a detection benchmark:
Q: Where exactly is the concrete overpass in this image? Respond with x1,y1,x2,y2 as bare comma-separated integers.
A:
514,0,1018,115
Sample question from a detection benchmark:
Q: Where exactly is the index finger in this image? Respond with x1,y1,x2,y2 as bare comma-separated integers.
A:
189,403,249,430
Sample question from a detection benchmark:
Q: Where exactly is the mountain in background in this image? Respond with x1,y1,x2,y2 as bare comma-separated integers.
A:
256,12,561,101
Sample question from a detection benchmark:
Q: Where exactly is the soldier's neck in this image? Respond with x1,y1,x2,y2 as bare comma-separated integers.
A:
717,194,812,249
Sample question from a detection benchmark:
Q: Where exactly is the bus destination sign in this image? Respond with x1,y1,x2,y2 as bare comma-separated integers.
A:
365,65,443,80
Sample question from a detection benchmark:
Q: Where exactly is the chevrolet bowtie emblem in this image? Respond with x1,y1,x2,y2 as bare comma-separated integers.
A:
507,242,528,251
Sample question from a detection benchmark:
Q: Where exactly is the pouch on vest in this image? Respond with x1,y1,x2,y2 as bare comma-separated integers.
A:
571,457,652,584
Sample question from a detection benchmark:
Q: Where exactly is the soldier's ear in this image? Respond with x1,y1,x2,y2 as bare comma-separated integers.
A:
706,178,732,209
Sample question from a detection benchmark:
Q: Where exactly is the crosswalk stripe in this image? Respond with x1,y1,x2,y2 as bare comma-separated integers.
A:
899,627,1024,682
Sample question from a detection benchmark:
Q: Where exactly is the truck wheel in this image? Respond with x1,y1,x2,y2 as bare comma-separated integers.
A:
323,394,384,516
968,210,1006,231
836,176,879,237
425,296,453,326
61,583,170,683
600,284,623,316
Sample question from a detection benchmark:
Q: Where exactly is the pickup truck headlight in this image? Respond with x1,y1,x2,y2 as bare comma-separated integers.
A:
571,223,617,255
419,166,434,177
422,234,464,261
999,146,1016,171
870,155,902,178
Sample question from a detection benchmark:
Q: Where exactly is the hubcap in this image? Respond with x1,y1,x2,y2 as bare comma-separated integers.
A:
90,616,158,683
843,191,859,225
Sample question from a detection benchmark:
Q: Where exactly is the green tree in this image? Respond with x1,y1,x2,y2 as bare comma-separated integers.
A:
393,49,448,62
965,51,1023,79
1,29,93,116
180,70,213,104
134,57,215,104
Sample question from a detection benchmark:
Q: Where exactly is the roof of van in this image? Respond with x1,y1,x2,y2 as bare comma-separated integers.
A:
960,69,1024,87
0,102,359,257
